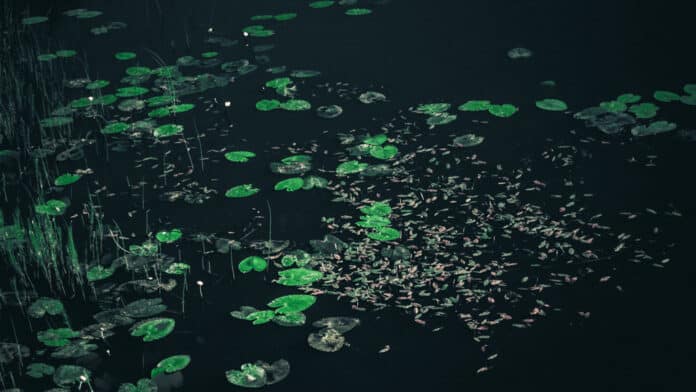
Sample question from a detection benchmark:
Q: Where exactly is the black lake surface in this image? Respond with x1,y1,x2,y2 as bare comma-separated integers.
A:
2,1,696,391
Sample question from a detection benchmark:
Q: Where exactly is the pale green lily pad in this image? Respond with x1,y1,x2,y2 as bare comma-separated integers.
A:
535,98,568,111
154,124,184,138
23,16,49,25
115,52,137,60
336,160,368,175
302,175,328,190
117,378,157,392
453,134,484,147
225,151,256,163
165,262,190,275
630,121,677,137
102,122,130,135
37,328,79,347
617,93,641,104
86,265,114,282
599,100,627,113
281,250,312,267
53,365,90,387
628,102,659,119
28,297,65,318
653,90,681,103
356,215,391,228
272,312,306,327
414,103,450,115
225,363,267,388
277,268,323,286
123,298,167,318
280,99,311,111
363,134,387,146
346,8,372,16
226,184,260,198
26,362,55,378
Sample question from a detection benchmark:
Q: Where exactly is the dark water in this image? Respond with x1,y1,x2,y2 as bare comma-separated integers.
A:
2,1,696,391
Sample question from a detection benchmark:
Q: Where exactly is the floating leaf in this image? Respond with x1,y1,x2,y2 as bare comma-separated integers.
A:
22,16,49,25
630,121,677,137
360,202,391,217
599,100,627,113
487,104,518,117
123,298,167,318
458,100,491,111
272,312,306,327
617,93,641,104
277,268,323,286
246,310,276,325
274,178,304,192
55,173,82,186
117,378,157,392
35,200,67,216
53,365,90,388
414,103,450,115
26,362,54,378
151,355,191,377
369,145,398,160
225,363,267,388
154,124,184,138
156,229,182,243
346,8,372,16
86,265,114,282
225,184,259,198
453,134,484,147
336,160,368,175
302,175,328,190
281,250,311,267
628,102,659,119
268,294,316,314
280,99,311,111
130,318,175,342
310,1,334,8
356,215,391,228
367,227,401,241
239,256,268,273
28,298,64,318
312,317,360,333
307,328,345,352
102,122,130,135
535,98,568,111
165,262,190,275
37,328,79,347
115,52,137,61
653,90,681,103
256,99,281,111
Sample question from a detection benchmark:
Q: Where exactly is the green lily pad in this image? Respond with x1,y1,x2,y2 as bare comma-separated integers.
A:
426,113,457,125
281,250,311,267
56,50,77,58
369,145,398,160
126,66,151,77
165,262,191,275
280,99,311,111
367,227,401,241
453,134,484,147
225,151,256,163
346,8,372,16
535,98,568,111
40,116,73,128
360,202,391,216
154,124,184,138
239,255,268,273
272,312,306,327
226,363,267,388
156,229,182,243
599,100,627,113
245,310,276,325
201,51,219,59
414,103,450,115
117,378,157,392
124,298,167,318
356,215,391,228
458,100,492,111
310,1,334,8
35,199,68,216
275,13,297,21
115,52,137,61
37,328,79,347
268,294,317,314
630,120,677,137
336,160,368,175
274,178,304,192
22,16,49,25
277,268,323,286
53,365,90,388
683,84,696,95
225,184,259,198
55,173,82,186
617,93,641,104
256,99,281,111
487,104,518,117
628,102,659,119
151,354,191,377
302,175,328,190
653,90,681,103
130,317,175,342
86,80,110,90
102,122,130,135
86,265,114,282
28,298,65,318
26,362,55,378
116,86,149,97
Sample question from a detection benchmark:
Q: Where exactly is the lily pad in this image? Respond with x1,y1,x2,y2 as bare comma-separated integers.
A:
458,100,492,111
307,328,345,352
487,104,518,117
369,145,398,160
154,124,184,138
35,199,68,216
55,173,81,186
277,268,324,286
535,98,568,111
336,160,368,175
156,229,182,243
367,227,401,241
274,178,304,192
151,355,191,377
130,317,175,342
225,184,260,198
53,365,90,388
268,294,317,314
239,256,268,273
